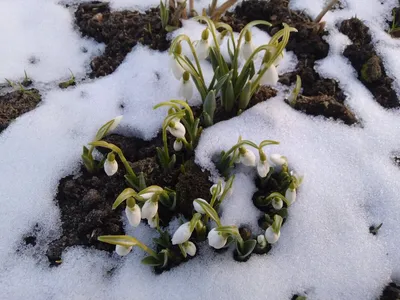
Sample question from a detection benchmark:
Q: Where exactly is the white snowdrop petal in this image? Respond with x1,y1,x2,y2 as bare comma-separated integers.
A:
285,188,297,205
265,226,280,244
125,205,141,227
178,79,193,100
193,198,208,214
104,159,118,176
172,222,192,245
173,139,183,151
208,228,227,249
185,241,197,256
141,200,158,220
115,245,132,256
240,150,256,167
259,64,279,86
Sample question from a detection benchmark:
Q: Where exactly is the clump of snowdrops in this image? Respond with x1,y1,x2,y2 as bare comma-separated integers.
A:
81,116,146,191
153,100,201,172
216,137,303,249
169,16,297,125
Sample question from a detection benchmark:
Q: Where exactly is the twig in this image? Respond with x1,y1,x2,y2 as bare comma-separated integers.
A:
314,0,339,23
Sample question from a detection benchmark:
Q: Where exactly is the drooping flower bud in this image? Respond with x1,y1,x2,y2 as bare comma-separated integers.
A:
178,71,193,100
210,183,223,197
167,120,186,139
257,158,270,178
125,204,141,227
240,30,255,61
109,115,123,132
104,152,118,176
172,222,192,245
184,241,197,256
272,198,283,210
239,147,256,167
285,187,296,205
193,198,209,214
265,226,280,244
141,200,158,220
259,64,279,86
195,29,210,60
257,234,267,249
208,228,228,249
115,245,132,256
270,154,287,166
173,139,183,151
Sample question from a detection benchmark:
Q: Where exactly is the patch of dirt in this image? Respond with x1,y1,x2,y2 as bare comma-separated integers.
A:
234,0,329,60
0,89,41,132
380,282,400,300
232,0,356,124
75,2,173,78
339,18,400,108
46,133,211,264
47,168,126,264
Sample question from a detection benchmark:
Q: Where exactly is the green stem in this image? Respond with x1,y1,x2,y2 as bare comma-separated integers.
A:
137,241,159,258
220,140,259,162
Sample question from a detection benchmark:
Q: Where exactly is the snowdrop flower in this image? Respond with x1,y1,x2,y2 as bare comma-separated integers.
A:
285,186,296,205
196,29,210,60
172,222,192,245
239,147,256,167
141,200,158,220
210,183,223,197
178,71,193,100
184,241,196,256
104,152,118,176
115,245,132,256
265,226,280,244
259,64,279,86
208,228,228,249
270,154,287,166
167,120,186,139
272,198,283,210
257,157,270,178
173,139,183,151
240,30,255,61
257,234,267,248
125,204,141,227
193,198,208,214
148,216,158,228
170,55,184,80
265,215,282,244
109,115,123,131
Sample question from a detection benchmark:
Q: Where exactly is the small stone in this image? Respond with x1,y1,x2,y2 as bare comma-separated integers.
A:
361,55,382,83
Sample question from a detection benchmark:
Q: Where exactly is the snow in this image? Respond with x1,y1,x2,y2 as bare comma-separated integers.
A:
0,0,400,299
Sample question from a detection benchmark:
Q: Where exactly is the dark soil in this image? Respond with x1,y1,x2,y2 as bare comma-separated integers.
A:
232,0,357,125
47,168,127,264
47,133,211,264
380,282,400,300
339,18,399,108
75,2,172,78
0,89,41,132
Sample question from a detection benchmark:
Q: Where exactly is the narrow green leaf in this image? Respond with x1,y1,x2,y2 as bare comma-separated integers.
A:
141,256,162,266
112,188,137,209
98,235,138,247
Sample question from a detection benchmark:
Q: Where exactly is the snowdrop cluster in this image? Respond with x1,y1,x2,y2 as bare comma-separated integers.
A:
81,14,303,271
154,99,201,171
169,16,297,125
